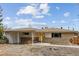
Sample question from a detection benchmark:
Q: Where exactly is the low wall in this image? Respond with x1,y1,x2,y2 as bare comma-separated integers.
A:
43,38,71,45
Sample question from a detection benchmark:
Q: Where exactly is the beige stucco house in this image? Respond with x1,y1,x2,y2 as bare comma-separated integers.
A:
4,28,78,44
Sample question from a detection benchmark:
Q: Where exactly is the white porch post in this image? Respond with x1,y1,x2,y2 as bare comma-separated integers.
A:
32,32,34,44
17,32,20,44
40,33,43,43
41,36,42,43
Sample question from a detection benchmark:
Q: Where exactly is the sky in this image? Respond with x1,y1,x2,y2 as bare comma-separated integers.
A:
0,3,79,31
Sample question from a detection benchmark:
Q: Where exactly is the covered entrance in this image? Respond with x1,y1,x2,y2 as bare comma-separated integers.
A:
17,32,45,44
19,32,34,44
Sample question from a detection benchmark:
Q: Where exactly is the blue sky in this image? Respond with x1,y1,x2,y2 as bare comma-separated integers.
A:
0,3,79,31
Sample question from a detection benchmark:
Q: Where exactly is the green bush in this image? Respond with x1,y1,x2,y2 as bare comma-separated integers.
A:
0,36,9,44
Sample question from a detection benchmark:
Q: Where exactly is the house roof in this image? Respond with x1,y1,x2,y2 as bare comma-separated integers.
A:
4,28,36,32
36,28,78,33
4,28,78,33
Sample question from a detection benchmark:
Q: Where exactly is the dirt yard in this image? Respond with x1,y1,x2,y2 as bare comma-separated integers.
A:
0,44,79,56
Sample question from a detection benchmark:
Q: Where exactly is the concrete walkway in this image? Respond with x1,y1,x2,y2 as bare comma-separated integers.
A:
32,43,79,48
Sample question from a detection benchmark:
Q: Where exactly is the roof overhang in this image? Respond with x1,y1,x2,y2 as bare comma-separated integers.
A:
4,28,78,33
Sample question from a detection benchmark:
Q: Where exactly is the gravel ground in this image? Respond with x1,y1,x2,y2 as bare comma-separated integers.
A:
0,44,79,56
0,44,32,56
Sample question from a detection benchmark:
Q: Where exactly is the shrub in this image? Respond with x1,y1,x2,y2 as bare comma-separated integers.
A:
0,36,9,44
0,6,9,44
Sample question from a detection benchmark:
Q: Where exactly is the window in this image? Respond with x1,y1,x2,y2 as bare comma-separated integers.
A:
52,33,61,38
23,32,29,35
74,33,78,36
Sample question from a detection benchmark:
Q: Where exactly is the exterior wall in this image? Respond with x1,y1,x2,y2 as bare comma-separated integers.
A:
19,32,32,38
11,32,18,43
4,32,17,43
5,32,34,44
44,32,74,39
33,32,38,37
45,32,51,38
62,33,74,39
4,31,75,44
43,32,75,45
4,32,13,43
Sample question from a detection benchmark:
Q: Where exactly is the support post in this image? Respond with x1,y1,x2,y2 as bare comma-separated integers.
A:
41,36,42,43
41,33,43,44
32,32,34,44
17,32,20,44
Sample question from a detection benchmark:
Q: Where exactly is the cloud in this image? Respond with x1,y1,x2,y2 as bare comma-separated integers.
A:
16,3,50,18
2,16,47,28
33,15,44,18
5,17,11,20
2,17,11,25
60,20,66,23
52,20,56,23
2,17,14,28
30,3,39,7
64,12,70,17
56,7,60,10
52,20,67,24
17,6,36,16
72,19,79,22
15,19,46,25
15,19,32,26
10,19,47,28
39,3,50,14
71,19,79,24
32,22,46,25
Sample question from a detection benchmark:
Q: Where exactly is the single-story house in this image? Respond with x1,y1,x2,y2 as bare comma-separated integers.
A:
4,28,78,44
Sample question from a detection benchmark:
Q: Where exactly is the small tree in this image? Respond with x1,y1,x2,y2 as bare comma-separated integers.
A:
0,6,4,40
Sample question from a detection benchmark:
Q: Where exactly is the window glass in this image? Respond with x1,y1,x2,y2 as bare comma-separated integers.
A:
23,32,29,35
52,33,61,38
